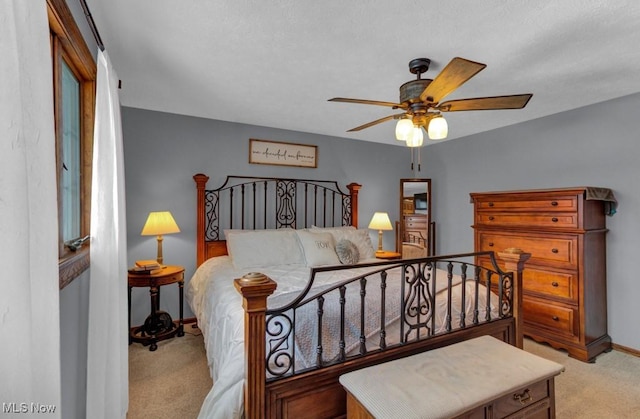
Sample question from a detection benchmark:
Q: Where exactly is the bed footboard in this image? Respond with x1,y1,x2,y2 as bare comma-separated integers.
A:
235,249,530,418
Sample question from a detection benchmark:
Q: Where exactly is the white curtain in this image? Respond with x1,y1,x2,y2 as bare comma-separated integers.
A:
86,50,128,418
0,0,61,417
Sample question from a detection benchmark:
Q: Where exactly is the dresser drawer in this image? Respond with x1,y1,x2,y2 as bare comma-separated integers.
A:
477,231,578,269
523,268,578,302
523,298,579,340
404,215,427,229
476,212,578,229
475,195,578,212
405,221,427,230
479,255,578,302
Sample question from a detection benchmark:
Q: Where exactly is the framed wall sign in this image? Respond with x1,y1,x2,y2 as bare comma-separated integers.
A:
249,139,317,168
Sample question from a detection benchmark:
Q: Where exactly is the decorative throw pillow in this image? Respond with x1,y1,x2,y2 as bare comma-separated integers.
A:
335,239,360,265
295,230,340,266
311,226,376,260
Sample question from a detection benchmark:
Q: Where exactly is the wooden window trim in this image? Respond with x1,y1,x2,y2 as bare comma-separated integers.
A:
48,0,96,289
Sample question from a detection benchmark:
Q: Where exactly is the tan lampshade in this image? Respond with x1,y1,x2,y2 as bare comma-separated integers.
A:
141,211,181,236
368,212,393,230
369,212,393,252
141,211,180,265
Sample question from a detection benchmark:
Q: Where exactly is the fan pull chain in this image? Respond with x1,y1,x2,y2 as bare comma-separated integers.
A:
410,147,414,171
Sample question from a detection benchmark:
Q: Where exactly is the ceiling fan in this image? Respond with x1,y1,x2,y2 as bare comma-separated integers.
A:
329,57,533,145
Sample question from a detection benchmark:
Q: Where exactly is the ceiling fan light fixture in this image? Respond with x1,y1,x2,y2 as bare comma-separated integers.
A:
395,118,413,141
406,126,424,147
428,115,448,140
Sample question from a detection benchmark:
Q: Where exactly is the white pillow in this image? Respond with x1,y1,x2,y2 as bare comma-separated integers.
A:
225,229,305,269
310,226,376,260
295,230,340,266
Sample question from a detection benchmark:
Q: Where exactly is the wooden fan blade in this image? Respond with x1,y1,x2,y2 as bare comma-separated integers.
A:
438,94,533,112
347,113,407,132
329,97,405,109
419,57,487,103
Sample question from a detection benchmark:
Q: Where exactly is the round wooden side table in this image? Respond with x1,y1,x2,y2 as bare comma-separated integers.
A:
128,265,185,351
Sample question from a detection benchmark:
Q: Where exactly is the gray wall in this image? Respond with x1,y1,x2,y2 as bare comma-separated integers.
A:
59,273,90,418
122,108,413,326
421,92,640,350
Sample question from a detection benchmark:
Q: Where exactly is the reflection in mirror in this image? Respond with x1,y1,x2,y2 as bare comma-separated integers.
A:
398,179,433,258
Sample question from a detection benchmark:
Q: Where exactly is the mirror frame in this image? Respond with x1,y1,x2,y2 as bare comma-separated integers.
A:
398,178,434,256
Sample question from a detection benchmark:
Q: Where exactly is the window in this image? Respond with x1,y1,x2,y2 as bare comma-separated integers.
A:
48,0,96,288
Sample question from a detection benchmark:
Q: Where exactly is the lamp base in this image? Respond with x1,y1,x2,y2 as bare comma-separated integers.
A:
156,235,164,265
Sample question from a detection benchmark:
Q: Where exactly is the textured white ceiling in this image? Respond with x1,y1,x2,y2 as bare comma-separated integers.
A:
86,0,640,146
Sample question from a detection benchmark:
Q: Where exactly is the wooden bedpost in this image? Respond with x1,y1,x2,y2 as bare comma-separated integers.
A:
498,248,531,349
234,273,277,419
193,173,209,267
347,183,361,228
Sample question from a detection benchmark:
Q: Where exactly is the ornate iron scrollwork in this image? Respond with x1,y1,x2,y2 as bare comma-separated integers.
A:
276,180,297,228
265,312,294,378
204,190,219,241
402,261,434,342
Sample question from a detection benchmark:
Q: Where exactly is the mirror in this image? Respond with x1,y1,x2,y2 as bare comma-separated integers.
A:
397,179,434,257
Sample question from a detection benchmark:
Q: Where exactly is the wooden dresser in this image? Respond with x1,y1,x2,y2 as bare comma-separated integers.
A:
471,187,612,362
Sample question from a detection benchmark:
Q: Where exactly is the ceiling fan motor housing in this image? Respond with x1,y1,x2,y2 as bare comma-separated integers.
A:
400,79,432,104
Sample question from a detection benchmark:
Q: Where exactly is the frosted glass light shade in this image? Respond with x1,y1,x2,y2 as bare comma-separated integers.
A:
395,118,414,141
428,116,448,140
406,127,424,147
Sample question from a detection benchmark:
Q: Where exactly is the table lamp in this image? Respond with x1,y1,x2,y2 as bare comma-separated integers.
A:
368,212,393,253
141,211,181,265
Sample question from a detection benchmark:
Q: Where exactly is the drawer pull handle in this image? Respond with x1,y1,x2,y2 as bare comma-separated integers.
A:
513,389,531,405
551,217,559,222
488,216,495,221
551,248,559,253
551,201,558,206
488,242,494,247
552,281,559,287
488,202,494,207
552,316,559,321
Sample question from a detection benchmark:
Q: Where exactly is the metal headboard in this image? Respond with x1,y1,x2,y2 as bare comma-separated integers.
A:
193,174,361,266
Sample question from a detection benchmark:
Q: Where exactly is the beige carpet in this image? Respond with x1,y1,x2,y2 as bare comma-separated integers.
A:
128,331,640,418
524,339,640,418
128,324,211,419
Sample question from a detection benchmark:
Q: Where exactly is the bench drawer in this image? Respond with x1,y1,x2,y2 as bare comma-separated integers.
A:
492,379,551,418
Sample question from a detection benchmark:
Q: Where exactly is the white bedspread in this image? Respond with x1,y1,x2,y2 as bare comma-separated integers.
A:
186,256,500,419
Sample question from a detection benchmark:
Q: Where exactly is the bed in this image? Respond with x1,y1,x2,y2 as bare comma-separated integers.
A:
188,174,529,419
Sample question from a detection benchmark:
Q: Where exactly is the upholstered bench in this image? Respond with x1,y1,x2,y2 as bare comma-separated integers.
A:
339,336,564,419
